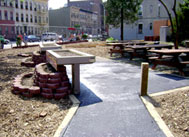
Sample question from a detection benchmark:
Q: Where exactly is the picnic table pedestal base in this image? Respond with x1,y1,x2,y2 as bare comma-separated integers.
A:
72,64,80,95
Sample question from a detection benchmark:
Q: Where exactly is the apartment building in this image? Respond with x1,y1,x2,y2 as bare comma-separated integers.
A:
109,0,183,40
67,0,104,34
0,0,49,40
49,6,98,36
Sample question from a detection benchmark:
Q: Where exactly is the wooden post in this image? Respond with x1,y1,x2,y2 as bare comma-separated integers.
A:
141,63,149,96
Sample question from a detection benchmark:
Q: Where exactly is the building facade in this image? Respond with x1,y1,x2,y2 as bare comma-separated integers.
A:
67,0,104,34
0,0,48,40
109,0,183,40
49,6,98,36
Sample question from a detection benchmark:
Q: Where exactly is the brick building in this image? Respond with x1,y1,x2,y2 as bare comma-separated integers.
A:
67,0,104,34
0,0,49,40
49,6,98,36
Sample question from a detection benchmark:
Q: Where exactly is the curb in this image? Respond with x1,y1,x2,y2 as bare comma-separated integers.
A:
53,95,80,137
140,86,189,137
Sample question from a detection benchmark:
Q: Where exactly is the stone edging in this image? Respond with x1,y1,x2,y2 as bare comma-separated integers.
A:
53,95,80,137
141,86,189,137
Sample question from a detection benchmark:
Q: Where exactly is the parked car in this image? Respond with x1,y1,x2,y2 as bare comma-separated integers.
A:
4,39,10,44
42,32,58,41
27,35,40,42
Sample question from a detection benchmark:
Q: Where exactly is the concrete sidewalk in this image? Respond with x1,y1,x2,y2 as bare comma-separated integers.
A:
62,57,189,137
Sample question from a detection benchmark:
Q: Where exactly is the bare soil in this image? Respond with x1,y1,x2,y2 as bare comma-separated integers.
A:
42,63,57,73
0,47,72,137
21,75,34,87
151,90,189,137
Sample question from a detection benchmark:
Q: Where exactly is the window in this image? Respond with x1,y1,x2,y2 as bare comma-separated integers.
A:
35,16,37,23
30,15,33,22
150,5,153,13
0,27,2,35
158,4,161,17
10,12,13,20
15,0,18,8
38,5,41,11
0,10,1,20
150,23,153,30
31,27,33,34
4,11,8,20
35,28,37,34
39,16,41,23
10,2,13,7
34,3,37,11
20,27,23,34
28,27,30,34
46,17,48,23
30,2,32,10
26,14,28,22
16,26,19,34
21,13,24,22
16,13,19,21
5,27,9,35
20,1,23,9
11,27,14,34
25,1,28,10
138,24,143,34
4,1,7,6
138,5,143,16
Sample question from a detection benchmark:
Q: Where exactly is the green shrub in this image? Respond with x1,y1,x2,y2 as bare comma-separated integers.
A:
106,37,118,42
82,34,88,39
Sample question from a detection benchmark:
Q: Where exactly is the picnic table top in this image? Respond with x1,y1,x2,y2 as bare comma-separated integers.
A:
149,49,189,54
127,44,173,49
107,41,148,46
106,43,125,45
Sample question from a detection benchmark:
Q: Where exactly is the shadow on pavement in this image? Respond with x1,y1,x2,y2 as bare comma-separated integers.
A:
75,83,102,107
156,73,187,81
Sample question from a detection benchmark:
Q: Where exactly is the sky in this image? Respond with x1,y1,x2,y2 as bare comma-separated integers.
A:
48,0,106,9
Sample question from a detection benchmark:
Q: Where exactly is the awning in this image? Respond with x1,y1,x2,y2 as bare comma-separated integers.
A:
68,28,76,31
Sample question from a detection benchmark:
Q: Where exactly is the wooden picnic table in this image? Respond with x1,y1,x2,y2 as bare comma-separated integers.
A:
149,49,189,76
107,43,127,57
107,41,148,57
127,44,173,60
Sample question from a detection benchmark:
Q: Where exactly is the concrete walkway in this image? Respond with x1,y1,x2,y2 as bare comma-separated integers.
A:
62,57,189,137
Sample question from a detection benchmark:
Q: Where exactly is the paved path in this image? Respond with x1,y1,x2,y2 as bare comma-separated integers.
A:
62,57,189,137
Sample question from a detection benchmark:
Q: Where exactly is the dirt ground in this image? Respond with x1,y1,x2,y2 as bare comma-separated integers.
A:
0,47,72,137
0,42,188,137
151,90,189,137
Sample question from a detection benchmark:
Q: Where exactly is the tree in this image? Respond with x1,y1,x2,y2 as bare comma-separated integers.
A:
175,0,189,43
158,0,185,49
105,0,142,40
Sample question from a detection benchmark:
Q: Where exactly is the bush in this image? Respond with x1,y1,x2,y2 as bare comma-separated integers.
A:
106,37,118,43
16,36,22,46
82,34,88,39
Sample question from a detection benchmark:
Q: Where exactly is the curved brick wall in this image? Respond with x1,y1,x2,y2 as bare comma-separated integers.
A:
21,51,46,68
12,63,71,100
